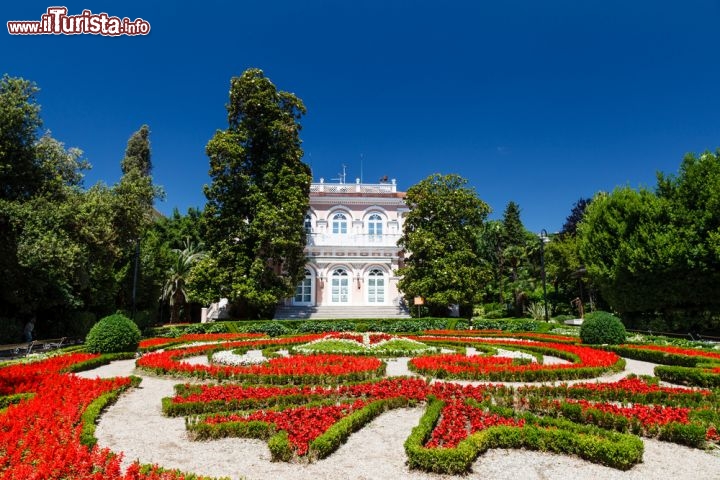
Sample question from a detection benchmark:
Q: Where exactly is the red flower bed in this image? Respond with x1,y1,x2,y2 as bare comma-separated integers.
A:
139,333,266,350
0,352,99,395
408,339,620,380
324,332,364,343
621,344,720,361
368,333,393,344
138,337,384,382
174,377,430,406
0,354,201,479
568,377,712,397
566,399,690,427
425,399,525,448
204,400,368,456
411,353,517,375
137,335,327,378
422,330,579,343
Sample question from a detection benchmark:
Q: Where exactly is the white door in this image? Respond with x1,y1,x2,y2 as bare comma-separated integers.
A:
331,268,350,303
292,269,314,306
367,268,385,304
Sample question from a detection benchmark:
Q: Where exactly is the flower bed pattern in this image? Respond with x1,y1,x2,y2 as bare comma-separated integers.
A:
408,336,623,381
0,353,210,479
139,333,267,351
296,333,437,357
603,344,720,387
2,333,720,478
423,329,579,343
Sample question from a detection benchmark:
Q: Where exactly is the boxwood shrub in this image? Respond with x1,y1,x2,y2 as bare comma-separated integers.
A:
84,313,141,353
580,311,627,345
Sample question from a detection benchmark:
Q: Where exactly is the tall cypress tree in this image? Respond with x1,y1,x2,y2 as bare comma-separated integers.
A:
120,124,151,176
203,68,311,318
113,125,159,312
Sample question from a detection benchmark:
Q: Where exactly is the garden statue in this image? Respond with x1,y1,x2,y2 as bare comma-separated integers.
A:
571,297,584,319
206,298,230,322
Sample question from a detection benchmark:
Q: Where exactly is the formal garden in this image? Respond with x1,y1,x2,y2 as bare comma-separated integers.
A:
1,313,719,479
2,70,720,479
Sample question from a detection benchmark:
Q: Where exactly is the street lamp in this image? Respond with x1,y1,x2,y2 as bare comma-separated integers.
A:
539,229,549,322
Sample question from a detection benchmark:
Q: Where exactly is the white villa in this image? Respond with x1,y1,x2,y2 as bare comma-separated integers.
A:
274,177,411,319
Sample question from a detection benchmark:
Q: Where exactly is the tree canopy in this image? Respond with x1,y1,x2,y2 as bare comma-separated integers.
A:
577,150,720,332
397,173,490,316
200,68,311,318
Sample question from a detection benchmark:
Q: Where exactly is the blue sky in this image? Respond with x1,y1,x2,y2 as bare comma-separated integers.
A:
3,1,720,233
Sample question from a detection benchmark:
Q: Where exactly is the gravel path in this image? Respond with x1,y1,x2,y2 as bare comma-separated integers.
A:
76,355,720,480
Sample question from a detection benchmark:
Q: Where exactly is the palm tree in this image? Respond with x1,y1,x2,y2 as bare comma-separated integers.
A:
162,238,207,323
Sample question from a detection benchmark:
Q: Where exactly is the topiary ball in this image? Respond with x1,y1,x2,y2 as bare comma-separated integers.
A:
580,311,627,345
85,313,141,353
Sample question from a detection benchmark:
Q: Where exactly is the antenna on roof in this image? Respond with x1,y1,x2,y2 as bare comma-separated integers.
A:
360,154,364,184
331,164,347,184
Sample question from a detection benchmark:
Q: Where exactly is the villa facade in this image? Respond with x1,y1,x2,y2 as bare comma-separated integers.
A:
275,178,410,319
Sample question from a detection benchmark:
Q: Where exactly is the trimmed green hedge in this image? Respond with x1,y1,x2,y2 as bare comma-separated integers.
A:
163,391,325,417
185,397,418,461
467,318,546,332
80,375,141,447
603,345,701,367
309,396,417,460
0,393,33,410
580,311,627,345
148,317,458,338
409,340,626,382
85,313,141,353
654,365,720,388
404,397,644,474
63,352,137,373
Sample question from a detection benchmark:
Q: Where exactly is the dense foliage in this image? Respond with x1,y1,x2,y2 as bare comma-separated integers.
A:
84,313,142,353
199,68,311,318
0,76,161,341
578,151,720,333
397,174,490,316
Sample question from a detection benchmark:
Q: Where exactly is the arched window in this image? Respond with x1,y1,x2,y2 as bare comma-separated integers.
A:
332,213,348,234
368,213,383,236
304,214,313,233
367,268,385,303
293,269,314,305
331,268,350,303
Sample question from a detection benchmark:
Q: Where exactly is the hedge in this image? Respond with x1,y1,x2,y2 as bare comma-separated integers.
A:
603,345,702,367
63,352,137,373
404,397,644,474
186,397,419,462
654,365,720,388
80,375,141,447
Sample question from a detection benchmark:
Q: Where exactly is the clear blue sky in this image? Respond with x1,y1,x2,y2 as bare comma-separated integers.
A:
3,1,720,233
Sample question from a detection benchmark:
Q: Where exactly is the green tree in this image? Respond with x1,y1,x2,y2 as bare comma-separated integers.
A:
202,68,311,318
113,125,162,312
162,238,207,323
397,173,490,317
501,201,526,248
578,150,720,333
545,198,597,316
0,75,43,201
495,201,540,317
560,197,591,237
120,124,151,176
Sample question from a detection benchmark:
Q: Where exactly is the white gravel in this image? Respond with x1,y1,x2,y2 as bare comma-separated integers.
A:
77,355,720,480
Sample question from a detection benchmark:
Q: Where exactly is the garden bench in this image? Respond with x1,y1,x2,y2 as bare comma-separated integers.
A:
0,341,36,357
37,337,67,351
